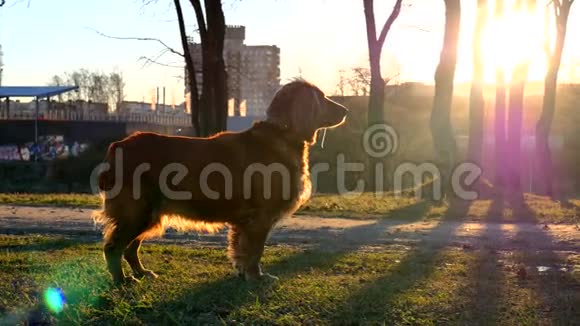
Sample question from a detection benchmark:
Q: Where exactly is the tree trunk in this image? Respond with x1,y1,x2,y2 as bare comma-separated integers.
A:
536,1,572,197
363,0,385,126
506,63,529,193
493,0,507,192
367,47,385,125
190,0,227,137
363,0,402,192
206,0,228,134
468,0,487,166
431,0,460,199
536,74,557,196
494,69,507,189
363,0,401,125
174,0,200,136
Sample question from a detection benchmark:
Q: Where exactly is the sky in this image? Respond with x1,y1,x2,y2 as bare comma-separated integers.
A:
1,0,579,102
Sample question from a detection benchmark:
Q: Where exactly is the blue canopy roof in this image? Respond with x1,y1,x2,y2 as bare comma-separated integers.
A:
0,86,79,98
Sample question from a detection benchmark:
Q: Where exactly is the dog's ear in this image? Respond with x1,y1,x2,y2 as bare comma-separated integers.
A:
292,88,322,144
267,83,322,143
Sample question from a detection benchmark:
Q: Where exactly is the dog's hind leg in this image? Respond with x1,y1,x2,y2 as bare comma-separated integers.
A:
104,223,143,285
123,210,162,280
102,193,154,285
124,238,158,279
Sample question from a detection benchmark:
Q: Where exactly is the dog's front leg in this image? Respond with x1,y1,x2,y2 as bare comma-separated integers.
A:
228,223,277,281
240,225,277,281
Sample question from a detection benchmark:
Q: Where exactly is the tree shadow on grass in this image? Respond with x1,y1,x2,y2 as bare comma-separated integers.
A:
145,195,577,324
510,196,580,323
326,199,472,323
135,200,438,323
457,196,506,324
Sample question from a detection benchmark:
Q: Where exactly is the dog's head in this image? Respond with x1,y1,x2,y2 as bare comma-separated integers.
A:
266,80,348,144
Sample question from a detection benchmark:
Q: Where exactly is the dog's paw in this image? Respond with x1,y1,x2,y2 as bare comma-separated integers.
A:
136,270,158,279
245,272,279,282
114,276,141,287
233,262,244,277
261,273,279,282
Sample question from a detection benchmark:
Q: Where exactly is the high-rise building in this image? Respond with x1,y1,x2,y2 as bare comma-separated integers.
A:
186,26,280,117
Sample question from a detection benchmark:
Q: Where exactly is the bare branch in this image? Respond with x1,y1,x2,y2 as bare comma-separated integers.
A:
4,0,32,7
138,48,175,68
377,0,403,47
87,28,184,57
399,24,431,33
138,56,183,68
190,0,208,44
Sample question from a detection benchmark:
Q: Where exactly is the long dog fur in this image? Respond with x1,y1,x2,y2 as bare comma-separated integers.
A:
94,80,347,284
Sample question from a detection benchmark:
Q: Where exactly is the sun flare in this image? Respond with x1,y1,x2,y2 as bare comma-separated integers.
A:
480,1,549,83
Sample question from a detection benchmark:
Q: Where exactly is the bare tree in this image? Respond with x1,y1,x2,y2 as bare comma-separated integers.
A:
347,73,362,96
362,0,403,192
173,0,201,135
65,70,87,101
494,0,507,191
352,67,371,96
189,0,228,137
89,72,110,104
431,0,460,198
50,75,65,102
51,69,125,108
506,0,534,194
97,0,227,136
335,69,347,96
536,0,575,196
363,0,403,125
109,71,126,111
468,0,487,167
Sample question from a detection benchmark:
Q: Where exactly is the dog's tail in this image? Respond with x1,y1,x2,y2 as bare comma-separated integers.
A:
93,142,122,242
98,142,120,192
92,194,118,243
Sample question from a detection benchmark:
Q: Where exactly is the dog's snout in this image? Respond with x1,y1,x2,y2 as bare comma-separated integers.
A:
339,103,349,116
326,97,349,116
322,97,348,128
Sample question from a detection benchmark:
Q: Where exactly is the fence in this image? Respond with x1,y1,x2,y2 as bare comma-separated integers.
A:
1,110,192,127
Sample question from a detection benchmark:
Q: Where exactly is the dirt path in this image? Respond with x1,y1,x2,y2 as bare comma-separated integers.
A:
0,205,578,252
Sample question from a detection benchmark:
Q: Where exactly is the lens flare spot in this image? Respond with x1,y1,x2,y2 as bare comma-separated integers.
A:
44,288,66,313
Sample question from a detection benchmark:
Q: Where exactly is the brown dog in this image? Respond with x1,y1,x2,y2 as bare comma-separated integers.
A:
94,80,347,284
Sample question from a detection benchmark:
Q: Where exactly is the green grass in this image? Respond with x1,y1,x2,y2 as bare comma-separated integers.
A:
0,235,578,325
300,192,419,218
0,193,100,208
0,192,578,223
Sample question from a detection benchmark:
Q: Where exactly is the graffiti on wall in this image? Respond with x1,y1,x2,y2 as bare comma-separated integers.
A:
0,135,89,161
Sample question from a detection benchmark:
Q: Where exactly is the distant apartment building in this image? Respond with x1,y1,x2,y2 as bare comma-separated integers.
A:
186,26,280,117
0,44,4,86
